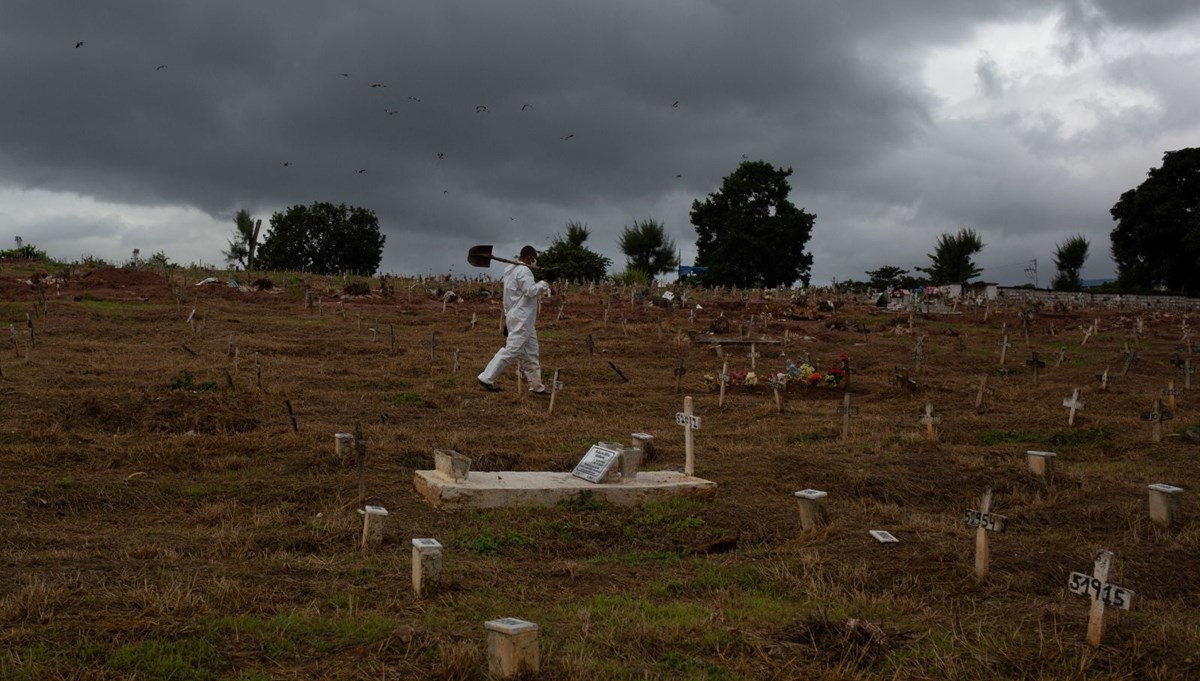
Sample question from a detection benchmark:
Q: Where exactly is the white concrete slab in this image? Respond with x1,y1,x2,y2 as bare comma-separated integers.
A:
413,470,717,509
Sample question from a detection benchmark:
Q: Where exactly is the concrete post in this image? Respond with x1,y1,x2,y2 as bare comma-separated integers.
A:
1148,483,1183,527
484,617,539,678
360,505,387,550
1026,450,1056,480
794,489,828,531
412,538,443,597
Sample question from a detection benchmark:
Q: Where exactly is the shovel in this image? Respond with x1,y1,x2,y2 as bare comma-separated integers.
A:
468,245,540,270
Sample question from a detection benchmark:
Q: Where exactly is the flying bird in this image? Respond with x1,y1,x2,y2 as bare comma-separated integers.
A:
356,168,367,174
283,162,291,167
521,103,531,111
370,83,386,88
75,41,84,48
475,105,489,113
339,73,350,77
436,153,444,159
407,96,421,102
385,109,398,115
155,65,168,70
675,174,683,178
672,100,679,108
559,134,574,141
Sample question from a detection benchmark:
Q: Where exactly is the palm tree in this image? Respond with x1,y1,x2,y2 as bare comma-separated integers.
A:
916,228,985,287
618,218,679,278
1051,235,1089,291
223,210,259,270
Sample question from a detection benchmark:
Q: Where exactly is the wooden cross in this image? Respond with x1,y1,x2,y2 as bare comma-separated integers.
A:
1187,359,1195,391
548,369,561,415
1141,398,1172,443
768,373,785,413
585,334,594,363
971,375,992,412
430,331,438,362
919,403,940,442
1096,366,1110,391
675,396,700,476
1068,550,1134,647
1026,352,1046,384
718,361,729,408
469,312,477,330
997,334,1011,366
965,488,1008,580
1161,380,1181,413
389,324,397,356
1053,348,1066,369
837,393,858,439
673,359,687,393
1120,349,1138,377
748,343,760,370
1061,388,1084,426
452,349,460,375
1081,319,1097,346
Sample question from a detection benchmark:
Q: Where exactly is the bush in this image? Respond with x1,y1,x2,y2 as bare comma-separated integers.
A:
343,281,371,296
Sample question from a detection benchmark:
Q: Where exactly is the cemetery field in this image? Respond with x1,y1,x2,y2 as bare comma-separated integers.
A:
2,263,1199,680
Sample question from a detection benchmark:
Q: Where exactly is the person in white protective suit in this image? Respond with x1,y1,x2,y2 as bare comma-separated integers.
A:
477,245,552,394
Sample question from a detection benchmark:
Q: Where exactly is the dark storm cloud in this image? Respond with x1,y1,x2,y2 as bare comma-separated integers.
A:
1,1,1196,279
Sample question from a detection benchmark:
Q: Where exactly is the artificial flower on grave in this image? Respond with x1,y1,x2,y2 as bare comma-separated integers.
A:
743,371,758,387
767,372,788,389
808,372,823,386
703,374,719,391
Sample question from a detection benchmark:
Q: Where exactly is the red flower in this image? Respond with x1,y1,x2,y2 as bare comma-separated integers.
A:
808,372,822,385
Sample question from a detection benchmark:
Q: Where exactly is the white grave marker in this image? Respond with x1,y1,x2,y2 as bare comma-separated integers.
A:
570,444,621,483
1061,388,1084,426
1067,550,1134,647
676,396,700,476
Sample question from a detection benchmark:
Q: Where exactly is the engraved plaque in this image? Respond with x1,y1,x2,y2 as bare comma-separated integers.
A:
571,444,622,483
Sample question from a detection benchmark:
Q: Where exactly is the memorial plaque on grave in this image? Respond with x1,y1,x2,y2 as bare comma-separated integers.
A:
571,444,622,483
1067,572,1134,610
963,509,1008,532
869,530,899,543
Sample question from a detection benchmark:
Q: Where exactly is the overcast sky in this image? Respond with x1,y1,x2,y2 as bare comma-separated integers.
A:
3,1,1198,285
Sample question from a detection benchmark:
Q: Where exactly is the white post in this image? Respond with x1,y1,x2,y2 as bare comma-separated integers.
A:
794,489,827,531
1026,450,1056,480
360,505,388,551
485,618,540,678
1148,483,1183,527
334,433,354,460
411,538,443,597
1087,551,1114,647
631,432,655,462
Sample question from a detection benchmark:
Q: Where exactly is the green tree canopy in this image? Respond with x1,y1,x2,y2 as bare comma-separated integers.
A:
255,202,385,275
1110,147,1200,294
618,218,679,278
536,222,611,283
1051,234,1090,291
690,160,815,288
915,228,984,286
222,209,260,270
865,265,926,291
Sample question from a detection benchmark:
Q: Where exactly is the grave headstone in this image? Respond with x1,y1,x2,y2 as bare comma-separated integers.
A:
484,618,540,678
869,530,899,543
794,489,828,531
571,444,622,483
1026,450,1056,480
1147,483,1183,528
360,505,388,550
1140,398,1172,443
411,538,443,597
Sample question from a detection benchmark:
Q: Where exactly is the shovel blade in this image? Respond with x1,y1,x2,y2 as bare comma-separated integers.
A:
468,244,495,268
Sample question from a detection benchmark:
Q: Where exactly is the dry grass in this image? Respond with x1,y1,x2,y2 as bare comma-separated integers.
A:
1,263,1199,679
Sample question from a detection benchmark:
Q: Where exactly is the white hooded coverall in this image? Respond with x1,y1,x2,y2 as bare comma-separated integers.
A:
478,262,550,390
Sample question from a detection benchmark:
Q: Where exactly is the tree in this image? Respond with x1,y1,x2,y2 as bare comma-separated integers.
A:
618,219,679,279
222,209,260,270
865,265,925,291
1110,148,1200,294
254,202,386,275
1051,235,1090,291
536,222,611,283
916,228,984,286
690,160,815,288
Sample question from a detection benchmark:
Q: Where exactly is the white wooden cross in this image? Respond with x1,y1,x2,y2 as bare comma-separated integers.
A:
1061,388,1084,426
452,349,460,375
1096,366,1110,391
585,334,594,362
1053,348,1066,369
1141,397,1172,443
1120,349,1138,377
1081,319,1097,346
972,375,992,412
837,393,858,439
548,369,562,415
919,402,940,442
718,361,729,408
675,396,700,476
1161,380,1181,412
964,488,1008,580
748,343,760,370
1067,550,1134,647
997,334,1011,366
